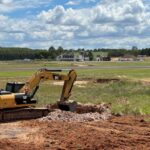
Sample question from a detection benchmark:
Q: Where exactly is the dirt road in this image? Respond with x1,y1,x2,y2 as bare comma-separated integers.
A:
0,115,149,150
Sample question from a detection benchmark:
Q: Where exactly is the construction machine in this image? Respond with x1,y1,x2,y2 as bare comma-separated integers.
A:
0,68,77,121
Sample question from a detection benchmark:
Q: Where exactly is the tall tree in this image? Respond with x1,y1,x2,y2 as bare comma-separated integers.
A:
48,46,55,52
57,46,64,55
88,51,94,61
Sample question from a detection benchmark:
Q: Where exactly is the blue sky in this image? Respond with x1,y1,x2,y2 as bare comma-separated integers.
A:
0,0,150,49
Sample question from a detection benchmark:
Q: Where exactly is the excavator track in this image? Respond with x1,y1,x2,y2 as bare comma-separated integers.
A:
0,108,50,122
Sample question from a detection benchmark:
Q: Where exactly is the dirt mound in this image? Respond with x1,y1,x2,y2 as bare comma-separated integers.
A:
42,103,111,122
39,110,111,122
75,103,111,114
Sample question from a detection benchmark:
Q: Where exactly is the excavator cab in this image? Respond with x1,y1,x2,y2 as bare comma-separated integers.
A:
0,82,25,95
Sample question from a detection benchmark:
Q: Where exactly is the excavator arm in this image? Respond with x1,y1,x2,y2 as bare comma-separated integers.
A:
20,68,77,102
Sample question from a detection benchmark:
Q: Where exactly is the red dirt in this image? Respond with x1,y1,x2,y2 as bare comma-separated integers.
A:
0,115,150,150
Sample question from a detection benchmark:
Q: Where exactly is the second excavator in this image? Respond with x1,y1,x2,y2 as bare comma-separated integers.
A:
0,68,77,121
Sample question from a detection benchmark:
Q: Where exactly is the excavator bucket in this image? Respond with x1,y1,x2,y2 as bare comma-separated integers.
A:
58,100,77,112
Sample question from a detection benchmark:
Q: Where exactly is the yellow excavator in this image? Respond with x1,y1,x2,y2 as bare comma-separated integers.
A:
0,68,77,121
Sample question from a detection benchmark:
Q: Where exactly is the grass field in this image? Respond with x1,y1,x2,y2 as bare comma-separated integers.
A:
0,60,150,115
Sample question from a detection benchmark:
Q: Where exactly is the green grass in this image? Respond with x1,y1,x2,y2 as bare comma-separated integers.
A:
1,59,150,68
77,68,150,79
71,80,150,115
0,60,150,115
0,68,150,80
0,71,34,77
34,80,150,115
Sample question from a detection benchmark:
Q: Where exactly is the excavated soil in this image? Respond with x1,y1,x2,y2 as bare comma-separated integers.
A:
0,114,150,150
39,109,111,122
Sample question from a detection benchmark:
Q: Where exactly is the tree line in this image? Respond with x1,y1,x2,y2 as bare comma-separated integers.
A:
0,46,149,60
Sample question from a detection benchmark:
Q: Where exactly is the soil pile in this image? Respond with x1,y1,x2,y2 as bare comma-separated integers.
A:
41,103,111,122
40,110,111,122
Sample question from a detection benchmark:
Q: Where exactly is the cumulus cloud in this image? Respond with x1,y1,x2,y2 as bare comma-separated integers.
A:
37,0,150,48
38,5,90,27
0,0,150,49
93,0,146,24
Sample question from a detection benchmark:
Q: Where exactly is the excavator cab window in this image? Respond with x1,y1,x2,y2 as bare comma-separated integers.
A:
6,82,25,93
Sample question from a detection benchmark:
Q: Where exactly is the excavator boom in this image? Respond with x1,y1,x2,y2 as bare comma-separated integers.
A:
20,68,77,102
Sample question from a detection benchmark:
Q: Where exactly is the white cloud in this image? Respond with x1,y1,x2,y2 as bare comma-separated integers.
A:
38,6,90,26
0,0,150,49
36,0,150,49
38,6,65,24
93,0,146,24
66,1,79,6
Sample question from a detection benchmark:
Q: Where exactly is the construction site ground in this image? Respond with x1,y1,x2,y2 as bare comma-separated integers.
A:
0,114,150,150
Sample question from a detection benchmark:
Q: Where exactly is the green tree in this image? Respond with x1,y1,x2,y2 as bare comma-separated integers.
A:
88,51,94,61
57,46,64,55
48,46,57,60
48,46,55,52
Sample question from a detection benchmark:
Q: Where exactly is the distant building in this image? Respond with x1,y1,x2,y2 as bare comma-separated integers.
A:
23,58,31,62
118,54,144,61
56,54,75,61
96,55,111,61
56,51,110,61
56,52,89,61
